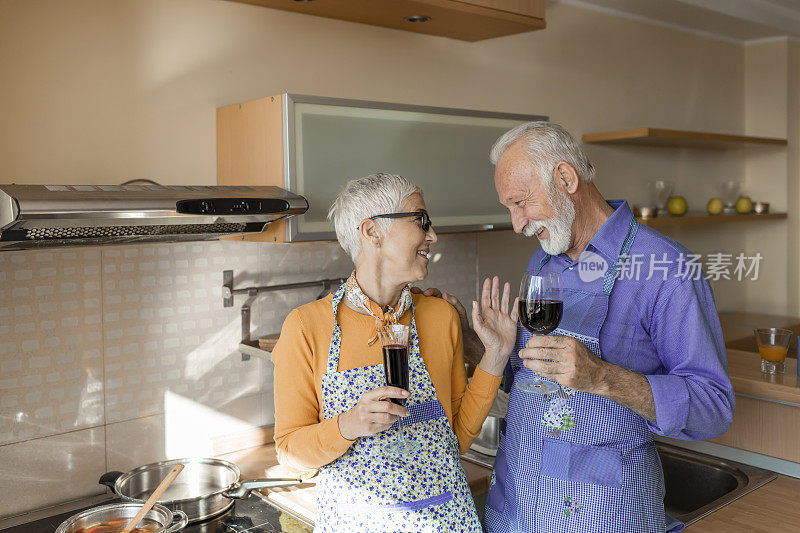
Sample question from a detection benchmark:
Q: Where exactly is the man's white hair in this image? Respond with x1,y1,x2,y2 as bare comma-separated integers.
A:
328,173,422,263
489,121,595,184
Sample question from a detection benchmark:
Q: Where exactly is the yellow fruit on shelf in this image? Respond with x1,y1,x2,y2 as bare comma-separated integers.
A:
667,196,688,216
735,196,753,214
706,198,723,215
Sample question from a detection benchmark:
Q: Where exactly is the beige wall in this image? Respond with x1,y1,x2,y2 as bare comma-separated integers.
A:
0,0,743,184
743,40,790,314
787,41,800,316
0,0,773,312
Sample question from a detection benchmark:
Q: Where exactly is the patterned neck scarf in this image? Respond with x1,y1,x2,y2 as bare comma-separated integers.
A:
344,271,413,345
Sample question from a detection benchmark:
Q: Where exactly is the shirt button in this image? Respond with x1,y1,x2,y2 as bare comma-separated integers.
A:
568,266,575,270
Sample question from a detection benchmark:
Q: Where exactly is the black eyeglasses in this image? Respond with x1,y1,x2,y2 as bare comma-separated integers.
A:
361,210,432,232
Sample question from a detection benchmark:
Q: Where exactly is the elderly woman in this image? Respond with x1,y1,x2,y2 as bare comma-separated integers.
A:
271,173,517,532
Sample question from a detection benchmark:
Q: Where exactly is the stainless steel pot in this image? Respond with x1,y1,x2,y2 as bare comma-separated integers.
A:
100,458,301,523
56,502,188,533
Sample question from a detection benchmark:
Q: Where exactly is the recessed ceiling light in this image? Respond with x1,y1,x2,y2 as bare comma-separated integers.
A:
404,15,431,23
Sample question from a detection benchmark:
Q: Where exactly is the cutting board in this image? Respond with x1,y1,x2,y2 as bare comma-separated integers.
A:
262,459,491,525
266,484,320,524
262,463,320,523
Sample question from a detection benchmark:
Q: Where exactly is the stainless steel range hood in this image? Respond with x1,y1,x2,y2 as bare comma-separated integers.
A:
0,184,308,250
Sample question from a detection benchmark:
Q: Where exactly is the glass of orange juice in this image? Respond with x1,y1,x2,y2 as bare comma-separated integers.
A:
754,328,792,374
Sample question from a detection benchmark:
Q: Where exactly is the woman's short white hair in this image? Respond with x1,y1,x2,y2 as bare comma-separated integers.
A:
328,173,422,262
489,121,595,184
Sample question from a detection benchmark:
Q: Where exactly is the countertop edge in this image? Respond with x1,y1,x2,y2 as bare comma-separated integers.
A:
725,349,800,404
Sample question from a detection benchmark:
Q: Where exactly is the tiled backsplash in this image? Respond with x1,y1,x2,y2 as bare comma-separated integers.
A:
0,234,477,519
0,248,104,445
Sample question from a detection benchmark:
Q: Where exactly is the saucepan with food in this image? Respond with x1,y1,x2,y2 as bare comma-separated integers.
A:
55,502,188,533
99,457,303,523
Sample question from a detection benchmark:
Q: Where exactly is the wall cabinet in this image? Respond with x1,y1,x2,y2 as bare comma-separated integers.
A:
711,395,800,463
217,95,286,243
225,0,545,41
217,94,545,242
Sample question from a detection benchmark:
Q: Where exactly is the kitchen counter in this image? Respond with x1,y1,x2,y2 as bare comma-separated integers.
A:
685,474,800,532
216,443,492,525
720,311,800,354
710,348,800,464
725,348,799,404
216,442,800,532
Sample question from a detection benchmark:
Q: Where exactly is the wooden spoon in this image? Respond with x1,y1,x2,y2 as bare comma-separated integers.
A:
120,464,184,533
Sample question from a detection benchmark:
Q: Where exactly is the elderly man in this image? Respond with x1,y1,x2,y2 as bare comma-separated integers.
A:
424,122,734,533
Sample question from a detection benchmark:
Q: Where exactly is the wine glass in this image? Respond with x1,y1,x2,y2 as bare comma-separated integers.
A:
516,272,563,394
650,180,673,215
377,324,419,454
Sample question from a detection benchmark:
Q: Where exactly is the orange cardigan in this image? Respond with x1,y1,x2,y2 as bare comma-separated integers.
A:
271,293,502,472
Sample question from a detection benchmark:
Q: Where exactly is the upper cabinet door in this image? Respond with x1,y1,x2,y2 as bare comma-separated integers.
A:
217,94,547,242
225,0,545,41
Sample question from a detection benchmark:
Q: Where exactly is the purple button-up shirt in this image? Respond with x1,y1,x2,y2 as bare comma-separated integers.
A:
527,200,734,440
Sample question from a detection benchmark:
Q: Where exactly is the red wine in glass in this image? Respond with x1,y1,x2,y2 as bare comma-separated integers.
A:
382,344,409,406
517,272,563,394
376,324,419,455
519,299,563,335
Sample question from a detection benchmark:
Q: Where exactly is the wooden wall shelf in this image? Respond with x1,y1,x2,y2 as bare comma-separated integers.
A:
582,128,788,149
637,212,787,228
226,0,545,42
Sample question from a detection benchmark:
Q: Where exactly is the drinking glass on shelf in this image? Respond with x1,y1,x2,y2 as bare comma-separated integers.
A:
516,272,563,394
720,181,740,214
649,180,673,215
377,324,419,454
754,328,792,374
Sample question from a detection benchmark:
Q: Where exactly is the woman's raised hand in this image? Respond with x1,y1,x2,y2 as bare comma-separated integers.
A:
338,386,410,441
472,276,518,377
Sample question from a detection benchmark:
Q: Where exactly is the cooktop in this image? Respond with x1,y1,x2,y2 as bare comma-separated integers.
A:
1,494,312,533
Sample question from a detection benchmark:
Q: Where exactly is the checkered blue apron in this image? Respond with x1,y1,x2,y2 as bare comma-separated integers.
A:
484,218,683,533
315,284,481,532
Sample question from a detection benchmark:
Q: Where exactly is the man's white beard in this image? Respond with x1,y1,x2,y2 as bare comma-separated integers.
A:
523,180,576,255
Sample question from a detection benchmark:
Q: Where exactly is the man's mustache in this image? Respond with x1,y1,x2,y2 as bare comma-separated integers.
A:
523,221,546,238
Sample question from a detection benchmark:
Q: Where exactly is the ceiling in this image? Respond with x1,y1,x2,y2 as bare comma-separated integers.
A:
555,0,800,43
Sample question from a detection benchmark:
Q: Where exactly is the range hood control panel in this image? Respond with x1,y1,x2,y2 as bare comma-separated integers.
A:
176,198,291,215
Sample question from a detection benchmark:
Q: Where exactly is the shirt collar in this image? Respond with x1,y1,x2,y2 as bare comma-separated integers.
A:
582,200,633,263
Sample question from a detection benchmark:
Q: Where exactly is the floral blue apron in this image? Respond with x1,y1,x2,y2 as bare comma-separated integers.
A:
484,218,684,533
315,284,482,532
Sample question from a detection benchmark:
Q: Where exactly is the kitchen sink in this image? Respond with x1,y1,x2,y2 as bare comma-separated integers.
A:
658,442,776,526
463,441,777,527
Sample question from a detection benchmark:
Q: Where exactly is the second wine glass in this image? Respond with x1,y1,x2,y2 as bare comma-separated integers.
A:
516,271,563,394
